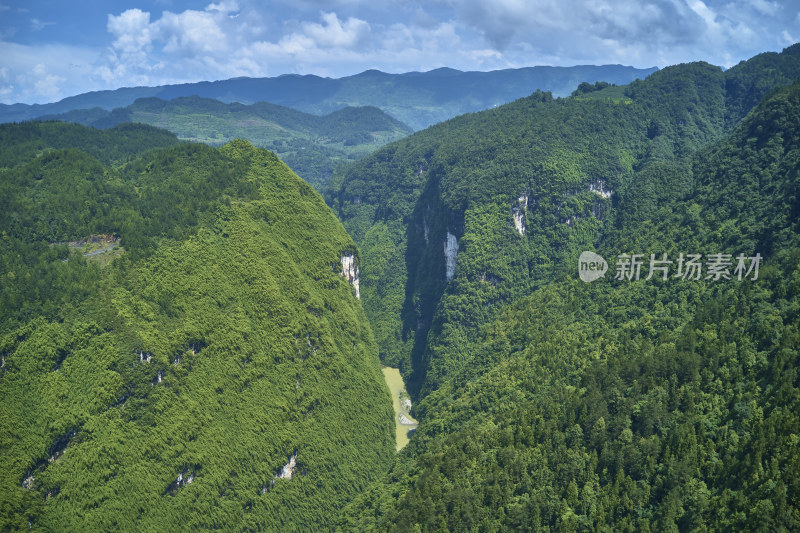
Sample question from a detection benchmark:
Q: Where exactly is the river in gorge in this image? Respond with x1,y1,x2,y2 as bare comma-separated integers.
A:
381,367,418,450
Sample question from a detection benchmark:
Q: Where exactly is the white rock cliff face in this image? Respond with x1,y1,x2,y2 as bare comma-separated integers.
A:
278,453,297,480
512,194,529,235
340,254,360,299
444,232,458,281
589,179,613,199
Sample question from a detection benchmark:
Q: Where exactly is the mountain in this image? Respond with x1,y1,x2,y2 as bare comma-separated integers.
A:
0,124,394,530
327,44,800,529
4,42,800,531
39,96,413,190
0,65,658,131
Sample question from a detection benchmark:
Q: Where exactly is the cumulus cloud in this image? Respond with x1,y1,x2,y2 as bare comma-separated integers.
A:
244,16,473,77
0,41,99,103
108,9,152,56
158,9,229,54
440,0,796,68
302,12,371,49
442,0,710,52
100,5,237,87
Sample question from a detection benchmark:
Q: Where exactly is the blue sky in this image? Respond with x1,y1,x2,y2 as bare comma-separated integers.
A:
1,0,798,104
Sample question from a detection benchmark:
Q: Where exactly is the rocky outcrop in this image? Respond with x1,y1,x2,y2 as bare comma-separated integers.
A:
166,469,195,494
512,194,529,235
398,414,416,425
444,232,458,281
277,452,297,480
589,179,613,199
340,254,360,299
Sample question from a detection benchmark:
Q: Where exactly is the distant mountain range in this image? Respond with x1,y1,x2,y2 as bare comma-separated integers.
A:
38,96,412,189
1,65,658,130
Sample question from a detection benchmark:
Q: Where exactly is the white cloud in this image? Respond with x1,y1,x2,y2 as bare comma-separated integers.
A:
30,18,55,32
442,0,710,52
108,9,152,55
0,42,98,103
302,12,371,49
158,9,228,54
100,5,235,88
206,1,240,14
748,0,780,16
243,16,471,77
31,64,66,101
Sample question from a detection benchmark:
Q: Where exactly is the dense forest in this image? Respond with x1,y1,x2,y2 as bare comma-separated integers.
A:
39,97,412,190
0,124,394,530
329,45,800,530
2,42,800,532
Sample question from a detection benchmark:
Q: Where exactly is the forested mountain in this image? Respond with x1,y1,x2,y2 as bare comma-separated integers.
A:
3,40,800,532
0,65,657,131
39,96,412,190
328,44,800,529
0,124,394,530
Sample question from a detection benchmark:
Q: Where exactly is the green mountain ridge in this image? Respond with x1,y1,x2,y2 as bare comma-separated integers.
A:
0,65,658,130
37,96,413,190
0,127,394,530
329,44,800,392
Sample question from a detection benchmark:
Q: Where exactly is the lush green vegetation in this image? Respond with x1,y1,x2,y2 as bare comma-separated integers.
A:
0,125,394,531
3,44,800,532
0,121,180,169
39,96,412,190
328,45,800,530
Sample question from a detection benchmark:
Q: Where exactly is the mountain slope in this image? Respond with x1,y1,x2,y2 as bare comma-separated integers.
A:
328,44,800,395
0,65,658,130
0,126,394,530
336,56,800,532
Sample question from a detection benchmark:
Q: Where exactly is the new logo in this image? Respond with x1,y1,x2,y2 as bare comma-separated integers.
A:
578,251,608,283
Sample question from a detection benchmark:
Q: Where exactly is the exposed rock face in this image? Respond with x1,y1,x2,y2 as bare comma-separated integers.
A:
444,232,458,281
589,179,613,199
262,452,298,493
176,471,194,486
398,414,416,425
340,254,360,299
512,194,529,235
278,452,297,480
167,469,195,494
